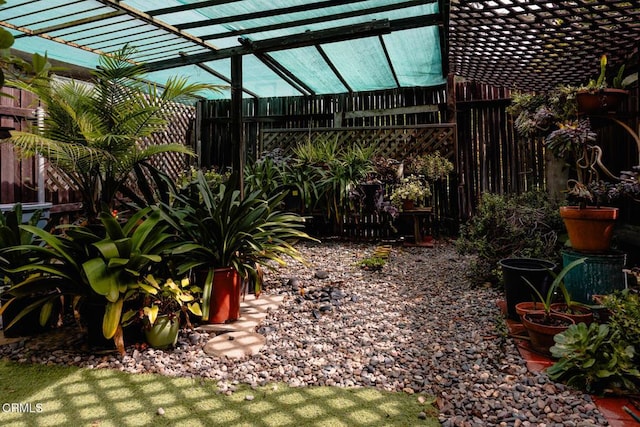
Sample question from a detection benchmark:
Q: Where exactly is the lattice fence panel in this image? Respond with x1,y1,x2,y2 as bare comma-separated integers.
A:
261,125,457,163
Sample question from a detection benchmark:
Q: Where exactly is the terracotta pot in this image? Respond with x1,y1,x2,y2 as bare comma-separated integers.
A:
515,301,545,321
402,199,415,210
576,89,628,114
559,206,619,252
550,303,594,325
208,267,241,324
521,311,574,355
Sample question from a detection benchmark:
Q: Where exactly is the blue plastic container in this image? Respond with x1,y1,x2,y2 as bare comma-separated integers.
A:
561,249,627,304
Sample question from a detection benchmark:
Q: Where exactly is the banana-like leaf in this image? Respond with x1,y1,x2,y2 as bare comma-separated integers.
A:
143,305,159,326
103,299,123,339
39,300,54,327
82,258,117,300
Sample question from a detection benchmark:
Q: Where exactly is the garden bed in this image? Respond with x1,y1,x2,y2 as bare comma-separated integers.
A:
0,241,612,425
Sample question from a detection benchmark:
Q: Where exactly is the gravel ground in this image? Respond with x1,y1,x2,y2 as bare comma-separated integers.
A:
0,240,609,426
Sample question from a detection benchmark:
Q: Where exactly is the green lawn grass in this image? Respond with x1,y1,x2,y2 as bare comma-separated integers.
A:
0,360,440,426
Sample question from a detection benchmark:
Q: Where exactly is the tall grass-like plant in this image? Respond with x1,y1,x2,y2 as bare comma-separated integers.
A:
4,45,222,220
293,136,376,225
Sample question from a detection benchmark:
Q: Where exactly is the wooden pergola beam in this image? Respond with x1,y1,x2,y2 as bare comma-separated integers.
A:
142,15,441,73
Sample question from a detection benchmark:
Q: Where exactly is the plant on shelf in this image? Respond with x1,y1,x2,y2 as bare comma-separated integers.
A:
405,151,454,182
389,175,431,211
575,54,634,114
4,45,222,221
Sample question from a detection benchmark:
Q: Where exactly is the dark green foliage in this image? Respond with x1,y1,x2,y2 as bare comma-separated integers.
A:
549,290,640,395
548,322,640,395
603,290,640,351
0,204,44,285
456,191,564,284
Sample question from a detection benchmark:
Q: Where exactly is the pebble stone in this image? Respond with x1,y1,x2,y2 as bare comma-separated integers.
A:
0,241,610,426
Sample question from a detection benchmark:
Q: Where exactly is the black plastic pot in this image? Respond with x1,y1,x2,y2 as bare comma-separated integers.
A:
499,258,556,320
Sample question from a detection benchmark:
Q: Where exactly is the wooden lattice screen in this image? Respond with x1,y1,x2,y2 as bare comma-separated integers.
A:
261,124,460,237
261,124,457,163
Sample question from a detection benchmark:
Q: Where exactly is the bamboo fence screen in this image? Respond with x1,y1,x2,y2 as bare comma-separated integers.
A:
2,82,638,227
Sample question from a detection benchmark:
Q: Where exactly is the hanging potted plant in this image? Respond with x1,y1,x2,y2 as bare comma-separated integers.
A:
575,55,629,114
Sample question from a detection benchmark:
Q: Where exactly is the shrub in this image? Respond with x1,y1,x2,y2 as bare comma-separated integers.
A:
548,322,640,395
548,290,640,395
456,190,564,284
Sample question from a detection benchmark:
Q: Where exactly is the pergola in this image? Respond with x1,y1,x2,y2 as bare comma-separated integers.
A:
2,0,638,98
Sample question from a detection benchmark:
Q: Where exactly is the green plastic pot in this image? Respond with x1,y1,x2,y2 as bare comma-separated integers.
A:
144,314,180,349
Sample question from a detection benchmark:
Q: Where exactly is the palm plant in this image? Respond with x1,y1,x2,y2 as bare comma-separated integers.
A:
5,45,222,220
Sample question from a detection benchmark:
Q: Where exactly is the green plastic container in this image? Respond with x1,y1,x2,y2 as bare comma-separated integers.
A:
561,250,627,304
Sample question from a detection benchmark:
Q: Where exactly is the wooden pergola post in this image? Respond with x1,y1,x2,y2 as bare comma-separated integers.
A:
230,54,244,198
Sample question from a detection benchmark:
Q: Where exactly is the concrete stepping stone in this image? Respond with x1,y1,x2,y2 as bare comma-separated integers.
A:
199,293,284,358
196,294,284,333
203,330,266,358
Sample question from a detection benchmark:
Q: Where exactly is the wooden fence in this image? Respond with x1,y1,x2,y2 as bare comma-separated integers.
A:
0,85,195,220
3,80,638,228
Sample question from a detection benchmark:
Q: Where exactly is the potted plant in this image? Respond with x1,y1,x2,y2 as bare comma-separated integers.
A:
548,259,594,325
157,171,316,324
519,258,586,355
126,275,202,349
389,175,431,211
575,54,630,114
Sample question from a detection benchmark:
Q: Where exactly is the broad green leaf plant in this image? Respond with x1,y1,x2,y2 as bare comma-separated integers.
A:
4,45,223,220
548,322,640,395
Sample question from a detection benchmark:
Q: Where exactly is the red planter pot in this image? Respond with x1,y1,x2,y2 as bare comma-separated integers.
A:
515,301,545,321
559,206,619,252
209,267,241,324
550,303,594,325
521,311,574,356
576,89,628,114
